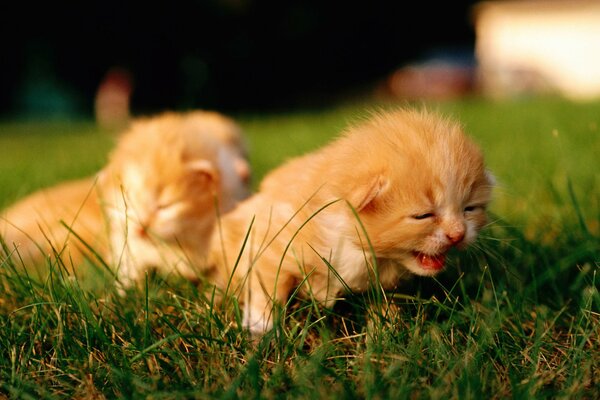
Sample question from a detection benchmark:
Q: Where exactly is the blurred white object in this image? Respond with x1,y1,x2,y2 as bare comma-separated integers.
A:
473,0,600,100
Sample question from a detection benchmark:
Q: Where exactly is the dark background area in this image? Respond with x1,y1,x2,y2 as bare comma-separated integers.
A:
1,0,479,117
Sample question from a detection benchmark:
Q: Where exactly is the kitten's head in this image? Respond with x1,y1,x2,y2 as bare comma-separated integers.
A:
333,109,494,277
103,111,251,242
182,110,252,201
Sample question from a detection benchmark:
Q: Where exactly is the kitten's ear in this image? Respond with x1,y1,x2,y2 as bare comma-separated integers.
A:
350,174,388,212
186,159,217,184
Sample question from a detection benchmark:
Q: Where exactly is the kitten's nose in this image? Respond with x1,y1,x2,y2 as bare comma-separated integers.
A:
446,230,465,245
137,224,149,238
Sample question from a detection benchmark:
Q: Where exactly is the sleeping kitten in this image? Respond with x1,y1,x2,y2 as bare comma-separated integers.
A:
1,111,251,286
100,111,250,287
208,108,494,335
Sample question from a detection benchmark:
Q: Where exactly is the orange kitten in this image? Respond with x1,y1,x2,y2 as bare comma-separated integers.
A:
100,111,250,287
209,108,494,335
1,111,251,286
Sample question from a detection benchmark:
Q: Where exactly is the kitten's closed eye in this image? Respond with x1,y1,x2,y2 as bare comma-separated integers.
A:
412,204,484,220
155,199,187,218
464,205,485,213
413,212,435,220
156,201,175,211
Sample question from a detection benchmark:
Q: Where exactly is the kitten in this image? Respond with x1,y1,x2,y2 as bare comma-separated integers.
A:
1,111,251,286
208,108,494,335
100,110,250,287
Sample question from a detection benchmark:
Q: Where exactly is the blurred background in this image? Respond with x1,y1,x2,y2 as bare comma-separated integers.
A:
3,0,600,123
1,0,480,120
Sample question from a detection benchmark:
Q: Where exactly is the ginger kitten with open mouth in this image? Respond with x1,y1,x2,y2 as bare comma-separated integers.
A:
209,108,494,335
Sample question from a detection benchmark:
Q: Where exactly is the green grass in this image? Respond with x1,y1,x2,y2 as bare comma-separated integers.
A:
0,97,598,398
0,119,113,206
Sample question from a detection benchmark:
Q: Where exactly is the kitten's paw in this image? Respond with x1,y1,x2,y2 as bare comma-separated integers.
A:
114,269,139,297
242,305,273,337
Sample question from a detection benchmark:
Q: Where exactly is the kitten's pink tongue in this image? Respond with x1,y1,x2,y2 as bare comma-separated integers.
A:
415,252,446,270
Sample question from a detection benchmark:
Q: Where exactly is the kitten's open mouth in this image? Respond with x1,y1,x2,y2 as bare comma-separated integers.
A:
413,251,447,271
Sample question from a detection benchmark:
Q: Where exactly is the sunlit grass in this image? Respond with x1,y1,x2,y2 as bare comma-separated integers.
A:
0,97,598,398
0,119,113,206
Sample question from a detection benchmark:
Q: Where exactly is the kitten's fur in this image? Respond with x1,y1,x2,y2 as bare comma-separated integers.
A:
1,177,109,268
209,108,494,335
1,111,250,286
101,111,250,286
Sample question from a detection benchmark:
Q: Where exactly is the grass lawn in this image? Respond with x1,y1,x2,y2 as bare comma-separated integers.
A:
0,97,598,398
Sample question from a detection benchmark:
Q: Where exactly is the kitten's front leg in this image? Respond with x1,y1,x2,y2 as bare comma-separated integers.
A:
242,295,273,335
242,268,295,336
109,228,144,292
116,249,142,290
